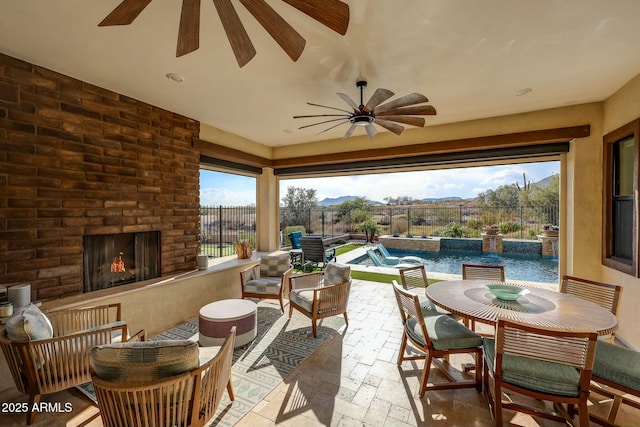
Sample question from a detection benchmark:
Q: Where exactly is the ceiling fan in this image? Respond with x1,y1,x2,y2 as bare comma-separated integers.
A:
98,0,349,67
293,79,437,138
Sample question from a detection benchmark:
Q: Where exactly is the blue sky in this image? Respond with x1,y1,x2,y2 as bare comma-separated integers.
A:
200,161,559,206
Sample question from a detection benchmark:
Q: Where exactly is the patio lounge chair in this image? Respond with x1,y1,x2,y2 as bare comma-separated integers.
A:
366,249,418,269
300,236,336,271
377,244,423,265
240,252,292,313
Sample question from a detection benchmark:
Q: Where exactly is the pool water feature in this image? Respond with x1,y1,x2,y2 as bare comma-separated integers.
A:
349,248,558,284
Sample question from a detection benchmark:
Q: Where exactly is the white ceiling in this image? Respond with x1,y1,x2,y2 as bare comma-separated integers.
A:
2,0,640,147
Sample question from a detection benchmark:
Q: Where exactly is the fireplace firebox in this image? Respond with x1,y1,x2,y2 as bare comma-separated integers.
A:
83,231,160,293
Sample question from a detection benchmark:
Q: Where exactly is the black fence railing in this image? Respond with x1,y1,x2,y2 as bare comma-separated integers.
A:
200,204,559,256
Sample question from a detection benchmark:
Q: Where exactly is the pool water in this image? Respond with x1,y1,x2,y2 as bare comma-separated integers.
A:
350,248,559,284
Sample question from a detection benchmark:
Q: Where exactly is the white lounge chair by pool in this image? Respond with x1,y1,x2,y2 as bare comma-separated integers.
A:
377,244,424,265
366,249,420,269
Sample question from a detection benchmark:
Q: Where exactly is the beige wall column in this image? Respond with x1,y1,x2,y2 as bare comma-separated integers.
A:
256,168,280,251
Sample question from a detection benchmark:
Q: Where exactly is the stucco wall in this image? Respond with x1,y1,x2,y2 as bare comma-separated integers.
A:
599,73,640,348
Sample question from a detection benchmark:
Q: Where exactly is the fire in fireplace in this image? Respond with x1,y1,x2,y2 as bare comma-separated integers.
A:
83,231,160,293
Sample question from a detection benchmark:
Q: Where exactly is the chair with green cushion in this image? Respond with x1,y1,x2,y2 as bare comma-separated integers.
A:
482,318,597,427
589,341,640,426
392,282,482,396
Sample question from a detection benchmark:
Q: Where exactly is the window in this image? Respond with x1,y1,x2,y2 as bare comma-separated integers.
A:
603,118,640,276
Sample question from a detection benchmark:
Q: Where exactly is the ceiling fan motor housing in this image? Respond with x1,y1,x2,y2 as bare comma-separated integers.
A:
350,114,375,126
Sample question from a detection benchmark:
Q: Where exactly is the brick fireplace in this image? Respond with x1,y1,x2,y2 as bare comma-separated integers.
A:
0,53,201,301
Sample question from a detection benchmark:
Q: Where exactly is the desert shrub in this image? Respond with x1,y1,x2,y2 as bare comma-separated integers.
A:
499,221,520,234
391,217,408,235
466,219,482,231
434,222,468,238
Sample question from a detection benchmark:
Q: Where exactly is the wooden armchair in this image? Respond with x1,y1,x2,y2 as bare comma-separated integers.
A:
0,303,139,425
92,327,236,427
288,263,351,337
240,252,292,312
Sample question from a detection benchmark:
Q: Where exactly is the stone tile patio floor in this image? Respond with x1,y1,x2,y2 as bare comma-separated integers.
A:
1,278,638,426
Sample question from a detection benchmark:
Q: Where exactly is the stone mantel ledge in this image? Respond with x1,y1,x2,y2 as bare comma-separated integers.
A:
39,252,278,313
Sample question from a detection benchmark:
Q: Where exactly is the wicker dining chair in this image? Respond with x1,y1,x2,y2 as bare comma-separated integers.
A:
240,252,292,313
483,318,597,427
561,275,622,342
92,327,236,427
393,281,482,396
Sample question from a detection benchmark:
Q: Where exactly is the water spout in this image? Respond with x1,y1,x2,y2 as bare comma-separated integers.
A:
489,236,496,251
551,240,558,257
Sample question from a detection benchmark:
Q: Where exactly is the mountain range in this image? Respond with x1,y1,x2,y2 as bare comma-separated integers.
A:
317,174,557,206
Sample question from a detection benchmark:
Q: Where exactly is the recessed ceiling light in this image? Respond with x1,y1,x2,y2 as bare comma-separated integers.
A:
515,88,532,96
166,73,185,83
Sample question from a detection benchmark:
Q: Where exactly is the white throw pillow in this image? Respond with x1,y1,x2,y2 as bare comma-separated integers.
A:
5,303,54,341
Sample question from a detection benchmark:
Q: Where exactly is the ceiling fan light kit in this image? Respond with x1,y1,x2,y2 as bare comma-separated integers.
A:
293,79,437,139
99,0,350,67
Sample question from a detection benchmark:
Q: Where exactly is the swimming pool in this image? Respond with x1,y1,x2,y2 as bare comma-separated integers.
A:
349,248,559,283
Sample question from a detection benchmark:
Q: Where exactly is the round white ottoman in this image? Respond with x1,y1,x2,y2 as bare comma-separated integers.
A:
199,299,257,347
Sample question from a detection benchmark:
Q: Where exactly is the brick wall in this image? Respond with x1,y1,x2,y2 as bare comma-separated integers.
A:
0,53,201,301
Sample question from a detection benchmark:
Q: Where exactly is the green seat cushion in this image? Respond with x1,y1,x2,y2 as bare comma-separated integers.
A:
483,338,581,397
92,339,199,383
593,341,640,392
244,277,282,295
406,314,482,351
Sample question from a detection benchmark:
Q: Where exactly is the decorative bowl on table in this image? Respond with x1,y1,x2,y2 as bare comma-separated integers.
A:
485,283,530,301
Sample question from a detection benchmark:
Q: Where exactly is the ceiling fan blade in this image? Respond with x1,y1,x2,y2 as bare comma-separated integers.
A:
176,0,201,57
343,124,357,139
374,93,429,113
239,0,306,61
376,115,425,127
306,102,353,114
281,0,349,35
317,120,350,134
337,93,359,110
99,0,152,26
297,117,350,130
213,0,256,67
293,114,350,118
365,88,395,111
375,105,437,116
365,123,378,139
374,119,405,135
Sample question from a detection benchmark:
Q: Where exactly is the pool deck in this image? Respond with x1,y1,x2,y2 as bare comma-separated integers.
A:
336,244,558,291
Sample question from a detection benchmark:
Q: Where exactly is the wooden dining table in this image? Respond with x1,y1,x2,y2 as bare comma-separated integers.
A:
425,279,618,336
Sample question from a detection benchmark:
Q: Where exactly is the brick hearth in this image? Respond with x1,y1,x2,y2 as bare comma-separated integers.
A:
0,53,201,301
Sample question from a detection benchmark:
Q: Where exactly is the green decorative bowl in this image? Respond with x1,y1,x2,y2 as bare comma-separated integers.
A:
485,284,530,301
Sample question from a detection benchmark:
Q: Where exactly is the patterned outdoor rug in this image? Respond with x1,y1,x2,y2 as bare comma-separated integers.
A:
76,302,344,426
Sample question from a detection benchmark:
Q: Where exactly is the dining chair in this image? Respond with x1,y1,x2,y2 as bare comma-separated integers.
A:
462,263,505,331
483,318,597,427
560,275,622,342
399,265,465,323
392,281,482,396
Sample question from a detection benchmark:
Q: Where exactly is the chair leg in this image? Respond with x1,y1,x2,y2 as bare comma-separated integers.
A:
577,402,590,427
227,380,235,401
397,334,408,365
418,353,433,397
475,353,482,392
288,303,293,318
279,296,285,313
312,319,317,337
27,393,40,425
494,381,503,427
343,312,348,326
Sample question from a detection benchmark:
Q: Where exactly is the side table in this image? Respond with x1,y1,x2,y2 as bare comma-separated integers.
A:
199,299,257,348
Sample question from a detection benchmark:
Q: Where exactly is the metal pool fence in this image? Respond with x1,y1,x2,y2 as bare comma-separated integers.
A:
200,204,558,256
